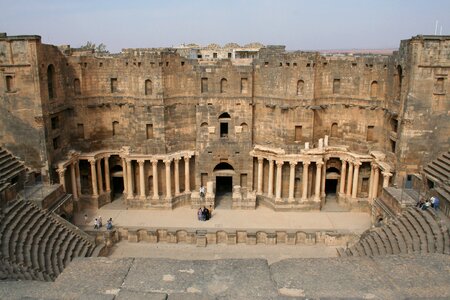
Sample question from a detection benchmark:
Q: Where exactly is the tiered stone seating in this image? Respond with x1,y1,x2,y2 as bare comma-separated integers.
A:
338,207,450,257
0,199,105,281
0,147,26,189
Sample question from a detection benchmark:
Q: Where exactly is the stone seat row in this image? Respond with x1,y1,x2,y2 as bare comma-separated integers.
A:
0,147,25,180
0,200,102,281
338,207,450,257
424,151,450,184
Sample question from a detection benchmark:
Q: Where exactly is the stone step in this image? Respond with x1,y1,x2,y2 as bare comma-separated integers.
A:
442,152,450,162
367,235,380,256
403,211,429,253
63,236,80,267
424,166,445,183
396,218,420,253
389,222,410,253
420,208,445,253
336,248,346,257
361,239,373,256
437,156,450,169
1,205,33,257
0,201,27,234
55,231,74,272
429,162,450,179
382,227,400,255
435,187,450,203
90,244,105,257
370,232,385,256
30,219,52,270
354,243,366,256
0,156,14,169
45,227,65,276
23,215,47,267
0,162,25,179
407,209,436,253
72,239,85,259
375,229,392,255
13,209,41,263
38,224,58,271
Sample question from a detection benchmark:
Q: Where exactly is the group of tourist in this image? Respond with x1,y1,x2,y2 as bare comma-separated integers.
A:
416,196,440,211
91,215,113,230
198,206,212,221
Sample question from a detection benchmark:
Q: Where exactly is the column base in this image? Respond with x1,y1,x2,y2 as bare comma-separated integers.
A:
275,197,282,202
288,197,295,203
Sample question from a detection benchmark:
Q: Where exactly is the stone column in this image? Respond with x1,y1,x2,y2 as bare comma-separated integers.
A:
164,159,172,199
302,161,310,201
368,164,374,199
152,159,159,199
268,159,274,197
138,159,146,200
184,156,190,193
126,159,133,200
122,158,128,194
339,159,347,195
70,163,78,200
314,161,323,202
104,156,111,192
96,159,103,194
382,171,392,188
174,157,180,196
257,157,264,195
57,168,66,192
372,166,380,199
288,161,297,202
89,159,98,196
346,161,353,196
275,160,283,201
321,158,327,197
351,162,360,199
75,161,81,197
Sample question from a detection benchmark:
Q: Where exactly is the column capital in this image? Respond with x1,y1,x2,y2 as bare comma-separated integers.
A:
382,171,392,177
101,154,111,159
125,158,133,163
57,168,66,175
289,160,298,166
303,160,311,166
372,164,379,171
88,158,96,165
151,158,158,164
340,157,347,162
276,160,284,167
257,157,264,163
164,159,171,165
137,159,145,165
184,154,192,160
174,156,181,162
353,161,361,167
316,160,324,167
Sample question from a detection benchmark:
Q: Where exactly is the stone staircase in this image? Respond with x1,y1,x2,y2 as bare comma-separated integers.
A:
337,207,450,257
423,151,450,216
0,147,26,192
0,199,105,281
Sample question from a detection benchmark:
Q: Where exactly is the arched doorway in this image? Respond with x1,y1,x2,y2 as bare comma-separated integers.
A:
213,162,234,208
110,164,124,200
325,167,340,195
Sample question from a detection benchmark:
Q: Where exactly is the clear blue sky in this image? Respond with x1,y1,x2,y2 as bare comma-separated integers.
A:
1,0,449,52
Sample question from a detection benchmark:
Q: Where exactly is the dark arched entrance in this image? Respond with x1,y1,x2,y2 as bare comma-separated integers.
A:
110,165,124,200
325,167,340,195
213,162,234,208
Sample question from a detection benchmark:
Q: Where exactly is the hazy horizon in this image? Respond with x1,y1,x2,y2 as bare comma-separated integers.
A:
1,0,449,53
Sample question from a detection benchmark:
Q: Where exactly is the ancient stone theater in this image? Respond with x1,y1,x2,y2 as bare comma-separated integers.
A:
0,33,449,219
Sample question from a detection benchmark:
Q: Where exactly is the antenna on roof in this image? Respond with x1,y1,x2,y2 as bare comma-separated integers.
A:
440,25,443,35
434,20,438,35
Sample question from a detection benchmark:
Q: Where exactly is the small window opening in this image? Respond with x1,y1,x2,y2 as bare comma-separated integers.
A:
331,123,338,137
228,53,232,58
370,81,378,98
47,64,56,99
5,75,13,92
51,116,60,130
390,139,396,152
213,53,217,58
201,77,208,93
220,122,228,138
145,79,153,95
297,80,304,96
112,121,119,136
367,125,375,141
220,78,227,93
390,118,398,132
333,78,340,94
435,77,445,93
146,124,153,139
110,78,118,93
52,136,60,150
295,126,302,141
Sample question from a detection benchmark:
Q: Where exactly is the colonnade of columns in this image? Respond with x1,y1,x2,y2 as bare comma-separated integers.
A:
256,157,322,203
121,155,192,201
254,156,393,203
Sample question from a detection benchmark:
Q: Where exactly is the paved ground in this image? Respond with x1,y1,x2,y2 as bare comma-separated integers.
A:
74,198,371,234
109,241,338,263
1,254,449,299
